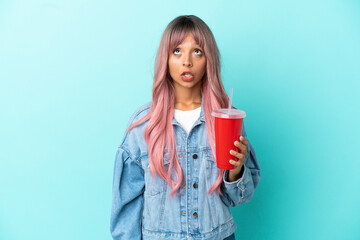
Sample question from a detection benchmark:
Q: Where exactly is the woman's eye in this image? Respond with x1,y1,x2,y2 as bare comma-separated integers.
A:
173,49,181,55
194,49,202,55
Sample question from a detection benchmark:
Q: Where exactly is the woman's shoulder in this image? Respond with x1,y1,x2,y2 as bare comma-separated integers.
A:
119,102,151,151
117,102,151,161
127,101,151,125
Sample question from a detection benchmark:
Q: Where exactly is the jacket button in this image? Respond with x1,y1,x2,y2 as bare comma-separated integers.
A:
193,183,198,188
192,154,198,159
193,212,198,218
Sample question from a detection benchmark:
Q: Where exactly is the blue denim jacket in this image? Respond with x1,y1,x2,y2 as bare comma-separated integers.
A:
110,101,261,240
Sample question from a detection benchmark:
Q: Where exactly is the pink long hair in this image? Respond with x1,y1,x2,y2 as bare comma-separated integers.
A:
129,15,229,196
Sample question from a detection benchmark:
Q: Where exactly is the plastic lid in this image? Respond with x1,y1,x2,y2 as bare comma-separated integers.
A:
211,108,246,119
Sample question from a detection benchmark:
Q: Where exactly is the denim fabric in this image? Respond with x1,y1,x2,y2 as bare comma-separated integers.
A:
110,100,261,240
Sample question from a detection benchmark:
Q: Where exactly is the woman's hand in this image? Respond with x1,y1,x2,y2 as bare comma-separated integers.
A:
228,136,249,182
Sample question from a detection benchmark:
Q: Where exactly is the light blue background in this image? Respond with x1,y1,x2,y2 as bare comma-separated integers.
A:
1,0,359,239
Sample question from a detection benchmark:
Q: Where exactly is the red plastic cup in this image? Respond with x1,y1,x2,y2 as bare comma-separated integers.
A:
212,109,246,170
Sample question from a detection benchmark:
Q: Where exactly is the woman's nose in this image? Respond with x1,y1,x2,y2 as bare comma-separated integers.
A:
182,54,192,67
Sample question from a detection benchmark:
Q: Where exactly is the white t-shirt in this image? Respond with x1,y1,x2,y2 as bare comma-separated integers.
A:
174,107,201,135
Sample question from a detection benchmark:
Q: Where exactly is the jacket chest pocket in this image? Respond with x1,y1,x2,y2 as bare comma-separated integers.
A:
205,151,219,184
141,155,169,196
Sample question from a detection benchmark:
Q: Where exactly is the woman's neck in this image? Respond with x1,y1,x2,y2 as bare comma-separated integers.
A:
174,86,202,111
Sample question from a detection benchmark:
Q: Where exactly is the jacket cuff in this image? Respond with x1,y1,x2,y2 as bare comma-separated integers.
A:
223,165,251,189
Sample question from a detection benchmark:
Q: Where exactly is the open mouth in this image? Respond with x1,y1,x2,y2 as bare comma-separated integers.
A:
181,72,194,81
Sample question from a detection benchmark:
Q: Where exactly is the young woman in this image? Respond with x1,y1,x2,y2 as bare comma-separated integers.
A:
110,15,261,240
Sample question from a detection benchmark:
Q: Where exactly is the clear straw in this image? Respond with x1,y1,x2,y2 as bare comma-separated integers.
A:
228,88,233,114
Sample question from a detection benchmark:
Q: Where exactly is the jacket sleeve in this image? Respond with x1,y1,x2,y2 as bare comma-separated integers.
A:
110,146,145,239
220,123,261,207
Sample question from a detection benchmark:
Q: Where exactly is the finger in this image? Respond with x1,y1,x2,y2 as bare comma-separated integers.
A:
240,136,249,145
229,159,243,167
230,150,244,160
234,141,248,156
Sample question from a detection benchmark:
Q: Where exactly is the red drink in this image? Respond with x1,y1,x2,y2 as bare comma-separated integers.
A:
212,109,246,170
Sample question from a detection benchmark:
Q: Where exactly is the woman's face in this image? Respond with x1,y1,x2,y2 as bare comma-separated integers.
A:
168,33,206,91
